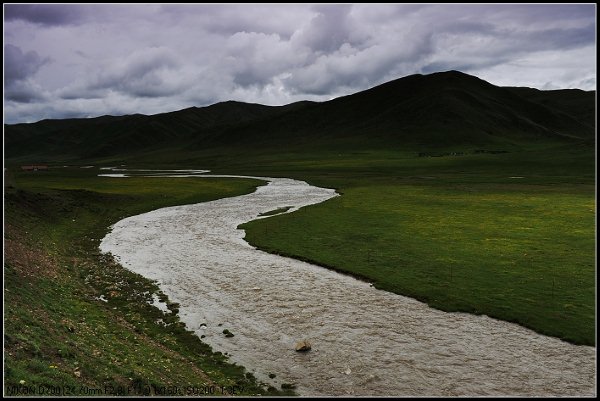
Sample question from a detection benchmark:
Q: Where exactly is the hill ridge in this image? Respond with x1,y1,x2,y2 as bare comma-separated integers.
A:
4,70,595,162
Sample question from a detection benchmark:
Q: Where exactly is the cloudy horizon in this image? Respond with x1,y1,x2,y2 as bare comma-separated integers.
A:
3,3,597,124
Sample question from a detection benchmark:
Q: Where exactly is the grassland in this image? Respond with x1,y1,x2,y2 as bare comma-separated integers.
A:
4,167,297,396
238,144,596,346
3,140,595,397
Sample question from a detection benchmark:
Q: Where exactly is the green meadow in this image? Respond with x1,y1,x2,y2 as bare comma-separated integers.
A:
238,145,596,346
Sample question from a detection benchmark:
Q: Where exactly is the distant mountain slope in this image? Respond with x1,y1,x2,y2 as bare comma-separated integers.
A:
206,71,594,149
5,101,310,160
4,71,595,162
505,87,595,129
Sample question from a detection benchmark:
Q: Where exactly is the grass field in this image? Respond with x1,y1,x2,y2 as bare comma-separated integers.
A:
4,168,298,396
238,145,596,346
3,142,595,396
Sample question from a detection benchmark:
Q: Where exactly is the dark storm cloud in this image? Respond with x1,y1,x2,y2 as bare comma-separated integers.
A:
88,47,182,97
58,87,105,100
4,44,51,103
5,80,46,103
4,44,50,83
49,46,185,105
3,3,596,123
4,4,87,26
482,4,594,26
74,50,89,59
521,24,595,50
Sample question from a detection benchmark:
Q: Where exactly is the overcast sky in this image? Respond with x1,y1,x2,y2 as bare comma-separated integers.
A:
3,3,596,124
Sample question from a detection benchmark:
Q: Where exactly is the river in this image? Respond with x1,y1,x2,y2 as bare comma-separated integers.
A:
99,173,596,396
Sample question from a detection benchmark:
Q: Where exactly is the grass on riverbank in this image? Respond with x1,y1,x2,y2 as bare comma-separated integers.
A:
4,168,295,396
239,145,596,346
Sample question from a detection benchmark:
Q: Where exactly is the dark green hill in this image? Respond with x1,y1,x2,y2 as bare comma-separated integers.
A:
207,71,594,149
505,87,595,129
5,101,309,161
4,71,595,163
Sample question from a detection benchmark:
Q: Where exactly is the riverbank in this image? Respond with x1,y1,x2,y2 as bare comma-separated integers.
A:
4,168,294,396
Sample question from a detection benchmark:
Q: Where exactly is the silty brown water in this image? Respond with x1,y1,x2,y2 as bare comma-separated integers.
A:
100,176,596,396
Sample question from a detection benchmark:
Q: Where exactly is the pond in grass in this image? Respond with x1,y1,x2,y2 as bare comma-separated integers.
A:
99,170,595,396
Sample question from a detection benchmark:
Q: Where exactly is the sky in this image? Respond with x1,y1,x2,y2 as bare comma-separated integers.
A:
3,3,597,124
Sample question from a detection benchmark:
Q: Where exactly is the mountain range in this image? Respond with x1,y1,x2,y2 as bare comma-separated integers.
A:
4,71,595,163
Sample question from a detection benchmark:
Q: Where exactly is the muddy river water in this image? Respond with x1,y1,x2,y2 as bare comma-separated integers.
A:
99,174,595,396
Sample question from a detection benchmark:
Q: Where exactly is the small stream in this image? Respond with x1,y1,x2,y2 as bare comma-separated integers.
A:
99,172,596,396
